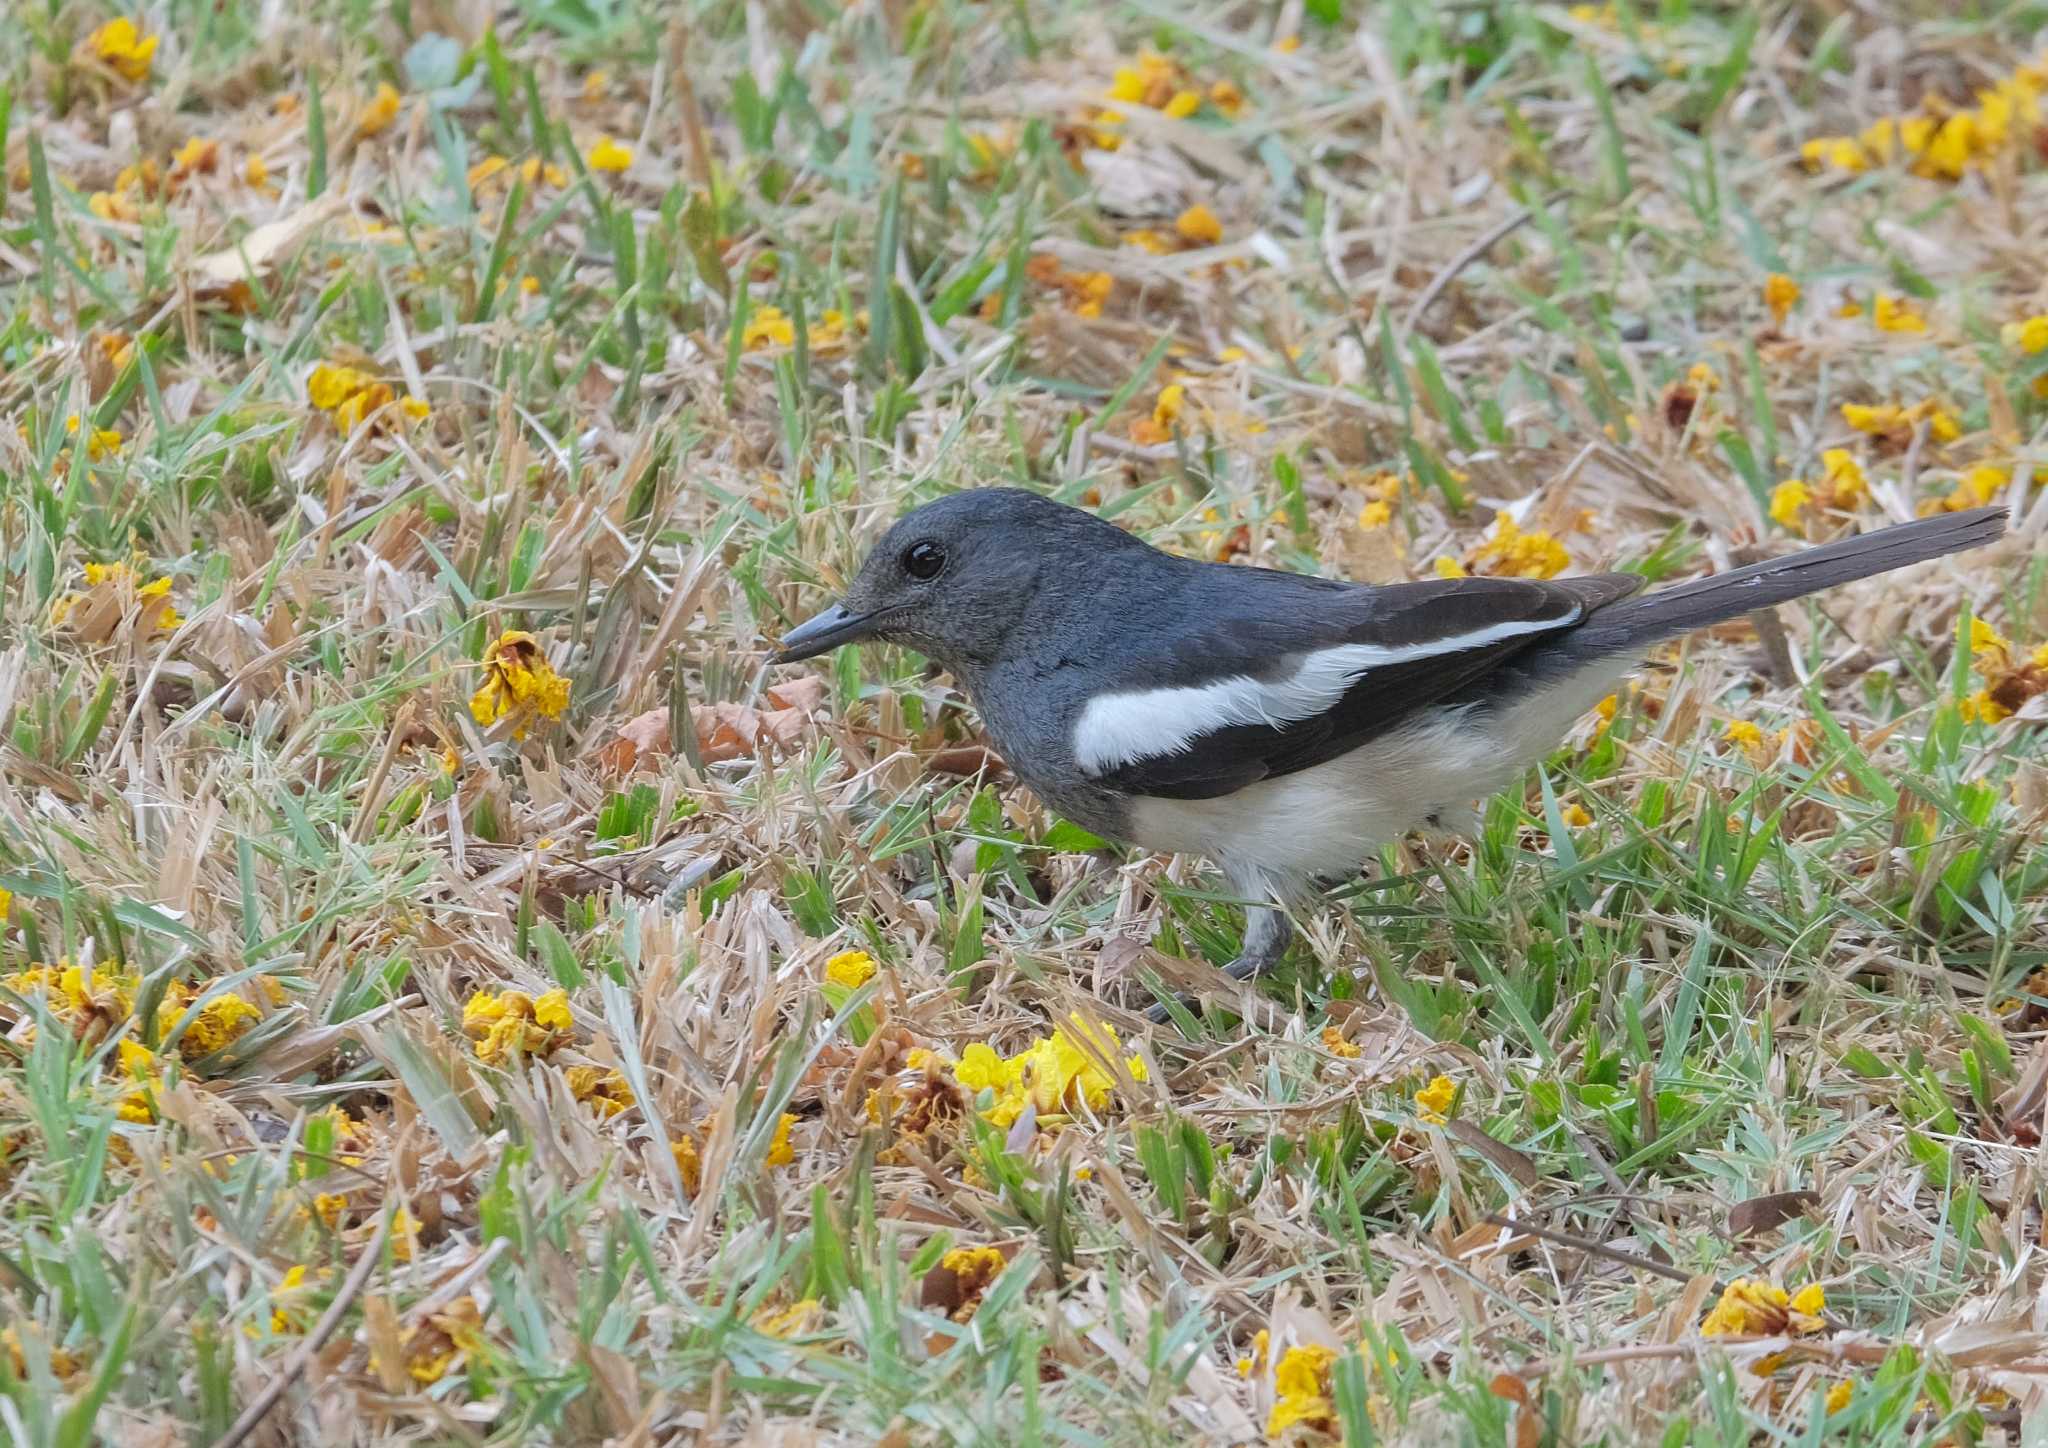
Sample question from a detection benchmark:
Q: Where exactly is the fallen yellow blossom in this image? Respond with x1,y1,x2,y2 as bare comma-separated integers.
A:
1960,618,2048,725
1723,719,1765,757
1320,1025,1361,1059
566,1066,635,1118
1921,463,2033,514
85,17,157,82
1560,802,1593,828
1413,1074,1456,1123
825,949,877,989
1871,294,1926,334
1764,273,1799,328
935,1246,1007,1321
765,1111,797,1166
1129,383,1188,445
742,304,796,350
1700,1278,1826,1337
462,988,573,1063
1268,1342,1339,1437
1466,512,1570,579
357,83,401,137
1016,256,1113,319
63,415,123,460
2,963,136,1042
2,1326,81,1381
1175,203,1223,246
954,1014,1148,1129
1802,60,2047,180
469,631,571,738
1826,1380,1853,1415
672,1135,702,1195
1770,448,1868,529
1840,398,1958,447
1237,1328,1269,1377
269,1263,322,1333
2004,315,2048,355
166,992,260,1060
306,363,427,433
397,1295,484,1384
586,136,633,173
1107,51,1184,110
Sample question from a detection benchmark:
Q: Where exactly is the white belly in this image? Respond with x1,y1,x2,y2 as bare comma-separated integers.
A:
1124,661,1625,893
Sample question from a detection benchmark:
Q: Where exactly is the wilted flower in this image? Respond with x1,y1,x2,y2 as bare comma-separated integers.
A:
269,1263,324,1333
85,18,158,82
765,1111,797,1166
1267,1343,1339,1437
1701,1278,1826,1337
1801,61,2047,180
1015,256,1113,319
1871,294,1926,334
462,988,573,1064
1320,1026,1361,1058
469,631,571,737
1921,462,2034,514
586,136,633,173
565,1066,635,1118
1769,449,1867,529
672,1135,702,1195
933,1246,1007,1321
1466,512,1570,579
1175,203,1223,246
62,415,123,461
357,84,402,137
306,363,428,433
825,949,877,989
1840,398,1958,447
2,963,136,1043
1960,618,2048,725
742,305,796,350
954,1014,1148,1129
2,1325,81,1381
1413,1074,1456,1123
2003,315,2048,356
1764,273,1800,328
166,992,260,1060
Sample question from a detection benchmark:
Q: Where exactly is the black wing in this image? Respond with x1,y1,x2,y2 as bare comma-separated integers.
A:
1088,570,1642,801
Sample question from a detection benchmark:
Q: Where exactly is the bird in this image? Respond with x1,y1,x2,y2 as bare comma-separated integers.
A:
774,488,2007,1018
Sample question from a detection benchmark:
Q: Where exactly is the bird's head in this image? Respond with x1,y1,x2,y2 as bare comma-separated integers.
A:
773,488,1140,670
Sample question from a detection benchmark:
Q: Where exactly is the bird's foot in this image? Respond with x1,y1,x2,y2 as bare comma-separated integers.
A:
1145,906,1292,1025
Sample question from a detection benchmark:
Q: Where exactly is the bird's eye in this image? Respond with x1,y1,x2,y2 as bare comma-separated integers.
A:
902,540,946,581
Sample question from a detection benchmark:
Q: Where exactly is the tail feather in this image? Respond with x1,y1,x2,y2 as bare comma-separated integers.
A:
1566,505,2007,659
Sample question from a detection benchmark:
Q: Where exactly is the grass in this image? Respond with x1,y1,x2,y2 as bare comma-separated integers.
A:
1,0,2046,1442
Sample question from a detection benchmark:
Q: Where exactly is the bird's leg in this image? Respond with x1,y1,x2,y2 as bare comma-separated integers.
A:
1222,904,1293,980
1144,898,1294,1024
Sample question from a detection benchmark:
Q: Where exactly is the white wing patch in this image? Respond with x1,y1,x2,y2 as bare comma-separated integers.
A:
1072,613,1573,775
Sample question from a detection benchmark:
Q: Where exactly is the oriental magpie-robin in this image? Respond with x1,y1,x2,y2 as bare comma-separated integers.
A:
775,488,2006,1017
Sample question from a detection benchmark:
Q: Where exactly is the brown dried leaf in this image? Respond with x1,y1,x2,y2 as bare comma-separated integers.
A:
1727,1190,1820,1238
1446,1119,1542,1188
595,708,670,774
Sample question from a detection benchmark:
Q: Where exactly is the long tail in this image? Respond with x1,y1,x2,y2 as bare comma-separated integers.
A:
1565,504,2007,660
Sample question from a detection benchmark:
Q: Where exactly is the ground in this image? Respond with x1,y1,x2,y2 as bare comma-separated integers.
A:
2,1,2047,1444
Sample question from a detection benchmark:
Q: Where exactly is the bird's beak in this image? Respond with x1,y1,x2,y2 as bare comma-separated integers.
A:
773,600,875,663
